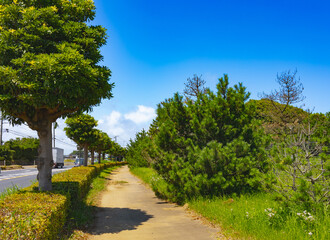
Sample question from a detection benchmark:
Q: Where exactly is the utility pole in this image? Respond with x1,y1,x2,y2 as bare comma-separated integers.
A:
0,111,3,146
53,122,58,148
53,122,55,148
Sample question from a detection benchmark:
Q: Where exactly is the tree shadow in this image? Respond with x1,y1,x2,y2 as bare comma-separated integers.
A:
98,169,120,180
89,207,153,235
156,201,169,204
98,175,113,180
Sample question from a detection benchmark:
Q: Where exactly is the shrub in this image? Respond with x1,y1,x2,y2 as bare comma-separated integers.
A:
3,138,39,165
0,162,126,239
164,139,270,202
0,165,22,170
126,130,155,168
0,145,14,165
0,192,68,240
151,75,270,202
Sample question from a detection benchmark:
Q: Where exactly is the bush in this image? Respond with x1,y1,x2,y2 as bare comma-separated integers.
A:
151,75,270,202
3,138,39,165
0,161,126,239
126,130,155,168
0,145,14,165
0,192,68,240
0,165,22,170
164,139,270,202
52,166,97,200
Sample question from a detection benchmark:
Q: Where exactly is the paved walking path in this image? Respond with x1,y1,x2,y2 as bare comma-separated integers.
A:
89,165,221,240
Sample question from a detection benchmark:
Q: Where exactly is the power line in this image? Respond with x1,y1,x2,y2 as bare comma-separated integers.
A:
5,129,35,138
54,138,76,147
3,128,76,148
0,115,3,146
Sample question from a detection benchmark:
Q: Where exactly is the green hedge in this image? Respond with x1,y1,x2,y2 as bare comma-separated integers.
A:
0,192,68,240
0,161,126,240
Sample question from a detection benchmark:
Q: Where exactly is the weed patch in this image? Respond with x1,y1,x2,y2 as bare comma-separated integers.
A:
0,185,20,200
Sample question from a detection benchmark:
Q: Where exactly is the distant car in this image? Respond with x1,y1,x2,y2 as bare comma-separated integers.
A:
74,158,84,167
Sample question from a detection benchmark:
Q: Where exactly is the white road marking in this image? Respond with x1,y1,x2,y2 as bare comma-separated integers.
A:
0,169,66,181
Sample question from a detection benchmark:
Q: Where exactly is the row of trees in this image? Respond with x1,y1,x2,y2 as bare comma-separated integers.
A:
0,137,39,165
64,113,125,166
0,0,113,190
127,71,329,209
0,113,126,167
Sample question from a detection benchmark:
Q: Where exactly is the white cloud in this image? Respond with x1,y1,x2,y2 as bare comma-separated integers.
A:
98,105,156,146
104,111,125,136
106,111,122,126
2,105,157,155
124,105,156,124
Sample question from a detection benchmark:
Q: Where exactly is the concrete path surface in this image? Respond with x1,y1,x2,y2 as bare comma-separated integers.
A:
89,165,221,240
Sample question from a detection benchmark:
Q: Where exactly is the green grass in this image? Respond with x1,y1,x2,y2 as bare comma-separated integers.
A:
130,167,156,184
130,167,169,199
190,195,329,240
131,167,330,240
0,185,20,200
0,178,36,200
86,166,117,204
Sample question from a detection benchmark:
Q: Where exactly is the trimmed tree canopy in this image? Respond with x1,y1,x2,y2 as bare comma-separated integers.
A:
0,0,113,126
64,113,97,166
91,130,111,164
0,0,113,190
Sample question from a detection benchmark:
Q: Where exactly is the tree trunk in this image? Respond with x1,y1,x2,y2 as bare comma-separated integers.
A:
102,152,105,161
91,150,95,165
84,145,88,166
37,121,53,191
98,152,101,164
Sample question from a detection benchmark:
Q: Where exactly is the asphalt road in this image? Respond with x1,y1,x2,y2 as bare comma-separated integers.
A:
0,166,74,193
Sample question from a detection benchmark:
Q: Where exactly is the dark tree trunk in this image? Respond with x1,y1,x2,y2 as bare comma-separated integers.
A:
98,152,101,164
91,150,95,165
36,121,53,191
84,145,88,166
102,152,105,161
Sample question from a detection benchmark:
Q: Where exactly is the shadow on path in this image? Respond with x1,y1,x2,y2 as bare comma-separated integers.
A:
90,207,153,235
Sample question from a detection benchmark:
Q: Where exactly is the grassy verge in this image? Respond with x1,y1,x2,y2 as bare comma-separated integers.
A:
64,159,75,163
130,167,169,199
0,179,37,200
131,167,330,240
0,185,20,200
190,195,329,240
61,166,119,239
0,165,23,170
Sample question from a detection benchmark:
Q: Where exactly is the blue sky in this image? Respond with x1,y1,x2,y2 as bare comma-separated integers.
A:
92,0,329,112
4,0,330,154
